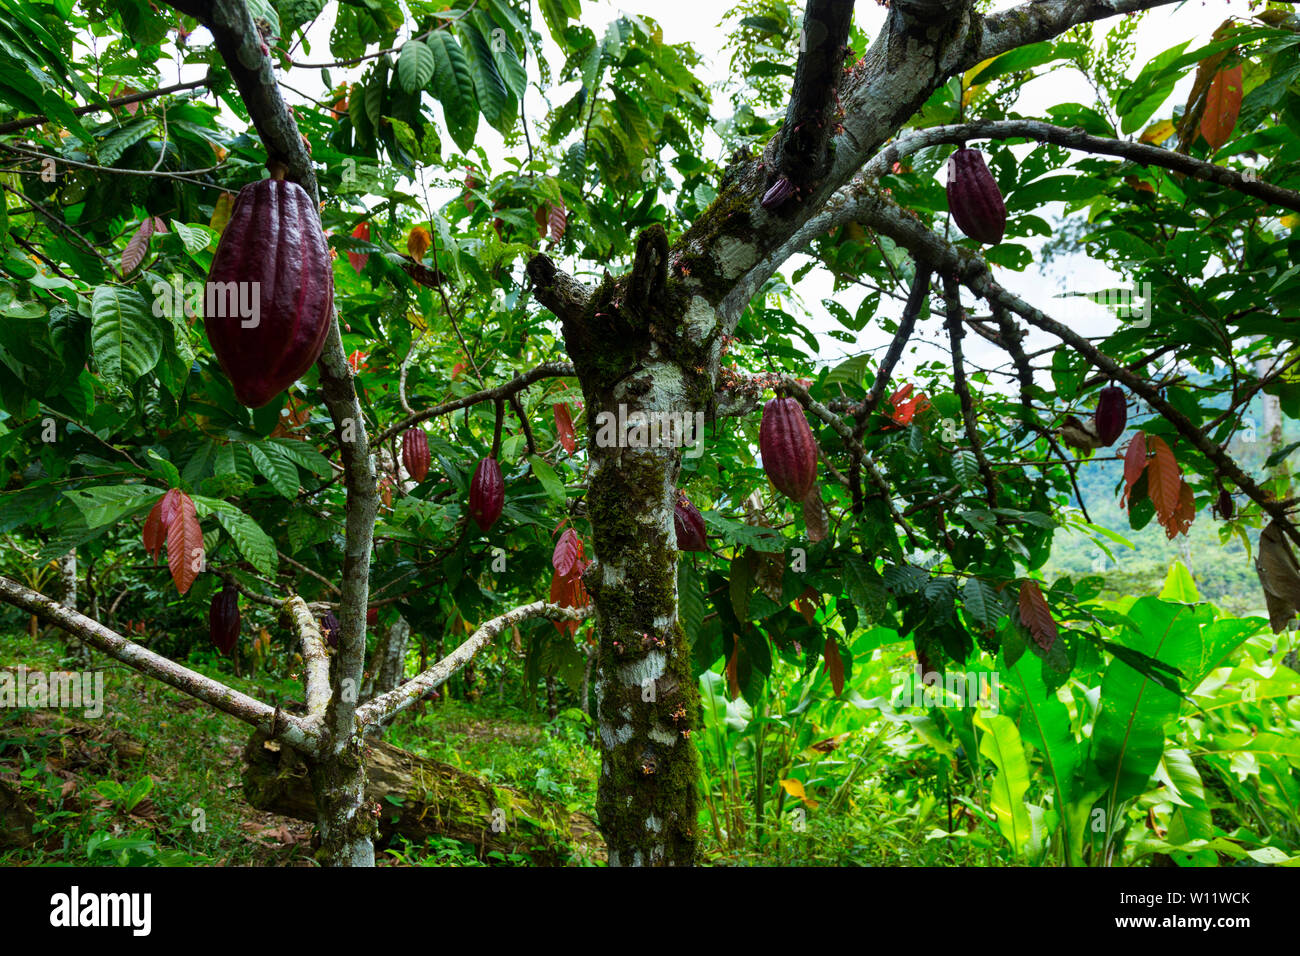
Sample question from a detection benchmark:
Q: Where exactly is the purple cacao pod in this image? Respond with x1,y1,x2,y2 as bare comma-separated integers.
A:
946,148,1007,245
205,178,335,408
761,176,794,210
759,397,818,501
403,427,431,483
321,611,341,649
1215,487,1234,520
209,586,240,655
1094,385,1127,446
469,457,505,531
674,493,708,552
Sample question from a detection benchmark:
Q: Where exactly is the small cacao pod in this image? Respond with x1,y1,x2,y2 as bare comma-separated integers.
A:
1215,487,1235,519
469,457,505,531
321,611,341,649
205,178,334,408
760,397,818,501
367,606,378,627
1094,385,1127,446
946,147,1007,245
761,176,794,210
208,586,240,655
402,427,430,483
674,492,708,552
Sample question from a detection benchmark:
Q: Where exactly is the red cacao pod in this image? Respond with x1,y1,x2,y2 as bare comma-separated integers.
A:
469,457,504,531
367,606,378,627
205,178,334,408
760,397,818,501
321,611,340,649
1094,385,1127,446
402,428,430,483
209,586,240,655
946,147,1007,245
674,492,708,552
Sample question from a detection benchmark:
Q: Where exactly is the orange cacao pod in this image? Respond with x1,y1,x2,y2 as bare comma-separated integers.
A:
205,178,334,407
760,397,818,501
946,147,1006,245
469,457,504,531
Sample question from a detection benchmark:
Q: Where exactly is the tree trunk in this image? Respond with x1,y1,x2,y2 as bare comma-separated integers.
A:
583,365,702,866
57,550,76,610
243,732,603,864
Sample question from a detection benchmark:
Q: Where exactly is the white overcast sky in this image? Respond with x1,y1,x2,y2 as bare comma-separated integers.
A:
187,1,1251,383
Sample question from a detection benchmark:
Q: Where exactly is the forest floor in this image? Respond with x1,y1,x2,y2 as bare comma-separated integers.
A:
0,626,602,866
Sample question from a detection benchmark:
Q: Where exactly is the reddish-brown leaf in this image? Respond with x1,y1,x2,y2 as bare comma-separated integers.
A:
1145,434,1184,533
1200,65,1243,150
794,586,821,626
726,640,740,699
142,494,167,564
1018,580,1058,652
1122,431,1148,508
164,491,203,595
822,634,845,696
121,218,154,276
548,202,567,242
554,402,576,454
1168,478,1196,540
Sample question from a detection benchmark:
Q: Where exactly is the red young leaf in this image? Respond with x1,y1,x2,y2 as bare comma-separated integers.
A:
1121,431,1148,508
121,217,154,276
1169,478,1196,539
164,491,203,595
552,527,583,579
554,402,576,454
348,222,370,274
726,640,741,699
1201,65,1242,150
1018,580,1058,652
822,634,845,696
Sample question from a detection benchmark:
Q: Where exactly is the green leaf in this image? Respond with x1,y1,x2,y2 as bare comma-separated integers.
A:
961,577,1002,628
264,438,332,477
169,220,212,255
397,38,436,92
90,286,162,387
459,15,512,132
249,443,300,498
974,713,1034,854
528,455,565,505
191,495,278,575
427,30,479,152
62,484,159,529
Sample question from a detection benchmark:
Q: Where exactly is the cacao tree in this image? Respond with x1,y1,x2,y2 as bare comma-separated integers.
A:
0,0,1298,868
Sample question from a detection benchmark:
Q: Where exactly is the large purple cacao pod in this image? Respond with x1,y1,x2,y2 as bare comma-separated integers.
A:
1094,385,1127,446
760,397,818,501
674,493,708,552
209,586,240,655
469,457,505,531
205,178,334,408
403,428,431,483
946,148,1007,245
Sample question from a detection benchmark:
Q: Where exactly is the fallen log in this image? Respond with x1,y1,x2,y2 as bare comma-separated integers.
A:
241,732,604,865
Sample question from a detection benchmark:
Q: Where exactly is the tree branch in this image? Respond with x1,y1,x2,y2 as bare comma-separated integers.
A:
865,120,1300,214
773,0,857,190
0,574,318,751
355,601,592,728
